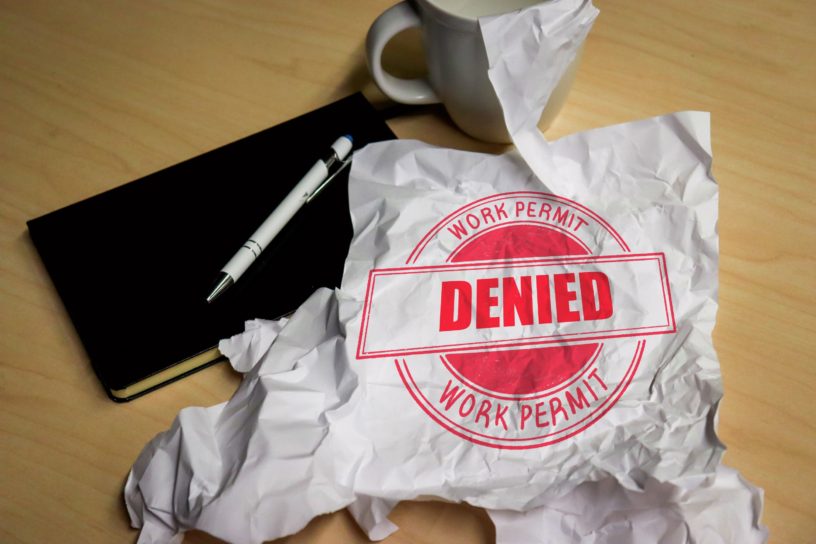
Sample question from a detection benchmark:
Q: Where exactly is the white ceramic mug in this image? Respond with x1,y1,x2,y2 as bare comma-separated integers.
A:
366,0,581,143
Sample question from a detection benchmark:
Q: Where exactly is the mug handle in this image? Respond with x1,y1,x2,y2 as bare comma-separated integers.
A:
366,2,440,104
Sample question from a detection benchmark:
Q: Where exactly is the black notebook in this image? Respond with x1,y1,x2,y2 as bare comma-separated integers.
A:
28,93,396,401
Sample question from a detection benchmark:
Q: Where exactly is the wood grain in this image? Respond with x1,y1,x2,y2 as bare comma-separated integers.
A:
1,1,814,542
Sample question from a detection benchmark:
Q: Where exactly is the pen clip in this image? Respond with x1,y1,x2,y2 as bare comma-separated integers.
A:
306,156,353,203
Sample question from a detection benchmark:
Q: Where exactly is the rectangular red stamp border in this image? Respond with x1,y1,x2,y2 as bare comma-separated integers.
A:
356,252,676,360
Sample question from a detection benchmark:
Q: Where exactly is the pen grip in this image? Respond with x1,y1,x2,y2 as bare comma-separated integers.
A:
222,160,329,280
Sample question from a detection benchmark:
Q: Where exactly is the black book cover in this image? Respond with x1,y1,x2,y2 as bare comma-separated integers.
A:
27,93,396,401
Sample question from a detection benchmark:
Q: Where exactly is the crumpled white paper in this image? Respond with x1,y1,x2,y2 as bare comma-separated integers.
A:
488,466,766,544
125,0,767,542
481,0,598,192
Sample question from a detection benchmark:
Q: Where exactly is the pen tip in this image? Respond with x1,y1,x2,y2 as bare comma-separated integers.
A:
206,273,234,304
343,134,353,144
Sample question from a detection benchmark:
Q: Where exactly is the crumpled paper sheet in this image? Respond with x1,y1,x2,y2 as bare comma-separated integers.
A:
481,0,598,192
488,466,766,544
124,0,767,542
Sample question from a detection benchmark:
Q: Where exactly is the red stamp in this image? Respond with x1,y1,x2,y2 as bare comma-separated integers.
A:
356,192,676,449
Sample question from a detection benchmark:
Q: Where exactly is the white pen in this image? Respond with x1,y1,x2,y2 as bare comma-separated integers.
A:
206,134,354,303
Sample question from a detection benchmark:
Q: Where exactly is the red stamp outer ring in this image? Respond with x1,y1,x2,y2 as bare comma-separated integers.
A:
389,191,655,449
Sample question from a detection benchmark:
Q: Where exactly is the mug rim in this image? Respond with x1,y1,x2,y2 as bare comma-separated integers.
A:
414,0,546,30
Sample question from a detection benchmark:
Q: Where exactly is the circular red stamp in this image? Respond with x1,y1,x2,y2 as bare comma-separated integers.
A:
357,192,675,449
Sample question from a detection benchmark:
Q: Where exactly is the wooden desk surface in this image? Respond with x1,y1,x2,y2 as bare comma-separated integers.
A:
1,1,814,542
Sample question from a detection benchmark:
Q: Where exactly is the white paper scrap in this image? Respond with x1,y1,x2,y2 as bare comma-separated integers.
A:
488,466,767,543
126,110,765,542
481,0,599,193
